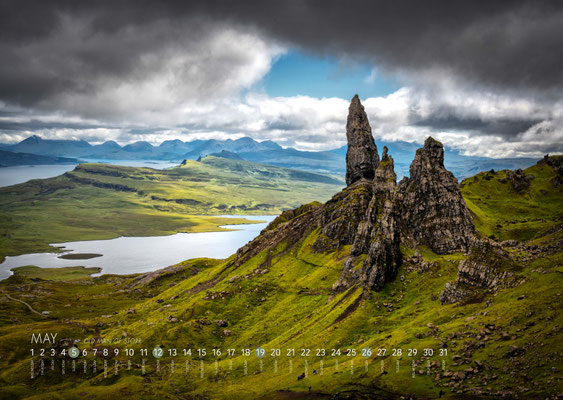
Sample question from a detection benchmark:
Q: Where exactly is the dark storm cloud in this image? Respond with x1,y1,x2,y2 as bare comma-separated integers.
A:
231,0,563,95
0,0,562,156
1,0,562,108
413,115,543,137
520,140,563,153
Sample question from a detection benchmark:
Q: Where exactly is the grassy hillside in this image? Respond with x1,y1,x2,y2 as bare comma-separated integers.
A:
0,150,80,167
0,159,560,399
461,156,562,242
10,266,101,281
0,157,344,260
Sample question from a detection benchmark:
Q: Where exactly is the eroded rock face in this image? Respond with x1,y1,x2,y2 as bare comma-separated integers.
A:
440,238,522,304
345,95,380,185
330,181,401,292
312,182,374,253
339,148,401,291
234,202,322,267
357,195,401,291
396,137,475,254
374,146,396,189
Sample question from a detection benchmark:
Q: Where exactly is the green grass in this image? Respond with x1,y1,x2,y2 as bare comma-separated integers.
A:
460,157,562,241
10,266,101,281
0,158,344,260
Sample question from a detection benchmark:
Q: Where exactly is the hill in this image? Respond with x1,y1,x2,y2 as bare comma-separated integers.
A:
0,97,560,399
0,157,344,260
0,150,81,167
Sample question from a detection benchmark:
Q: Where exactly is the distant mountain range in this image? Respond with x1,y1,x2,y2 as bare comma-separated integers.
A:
0,135,540,179
331,141,541,179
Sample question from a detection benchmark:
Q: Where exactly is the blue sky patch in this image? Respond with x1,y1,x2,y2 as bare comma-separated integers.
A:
263,51,400,99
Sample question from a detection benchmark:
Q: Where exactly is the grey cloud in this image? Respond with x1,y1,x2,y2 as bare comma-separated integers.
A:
265,118,307,132
523,141,563,153
412,115,543,137
0,119,109,132
0,2,273,111
0,0,562,156
1,0,562,108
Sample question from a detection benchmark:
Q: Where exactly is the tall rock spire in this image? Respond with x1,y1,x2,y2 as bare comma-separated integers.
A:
345,95,380,185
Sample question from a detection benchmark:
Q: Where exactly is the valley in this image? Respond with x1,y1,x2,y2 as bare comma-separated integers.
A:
0,156,343,261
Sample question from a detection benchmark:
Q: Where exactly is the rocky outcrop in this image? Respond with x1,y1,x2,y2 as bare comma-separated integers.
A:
396,137,475,254
504,169,534,193
312,183,374,252
235,202,322,266
331,183,401,291
440,238,522,304
232,95,476,294
374,146,396,189
345,95,380,185
357,194,401,291
333,149,401,291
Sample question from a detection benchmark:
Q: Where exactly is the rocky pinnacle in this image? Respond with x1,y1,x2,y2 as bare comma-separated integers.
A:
345,95,380,185
374,146,397,190
234,102,476,293
397,137,475,254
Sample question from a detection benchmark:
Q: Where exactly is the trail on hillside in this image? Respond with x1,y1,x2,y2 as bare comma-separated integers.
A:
0,288,52,318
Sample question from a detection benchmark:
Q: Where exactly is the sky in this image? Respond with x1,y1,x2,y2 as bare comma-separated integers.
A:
0,0,562,158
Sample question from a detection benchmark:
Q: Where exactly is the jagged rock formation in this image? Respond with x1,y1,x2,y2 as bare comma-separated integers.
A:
345,95,380,185
374,146,397,188
396,137,475,254
235,202,322,267
233,95,476,293
312,183,374,253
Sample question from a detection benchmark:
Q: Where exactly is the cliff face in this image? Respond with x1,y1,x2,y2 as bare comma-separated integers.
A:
396,137,475,254
233,95,479,293
329,148,402,292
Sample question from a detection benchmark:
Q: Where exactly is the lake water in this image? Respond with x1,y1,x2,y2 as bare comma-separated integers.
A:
0,164,78,187
0,215,276,280
0,160,181,187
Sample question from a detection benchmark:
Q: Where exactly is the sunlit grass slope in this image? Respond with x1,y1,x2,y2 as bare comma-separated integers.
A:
0,157,344,260
461,156,562,242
